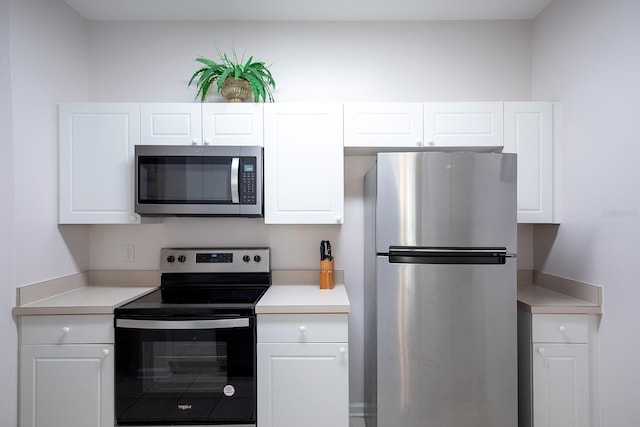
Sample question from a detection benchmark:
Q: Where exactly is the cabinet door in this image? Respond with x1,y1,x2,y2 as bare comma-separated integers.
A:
424,102,504,147
20,344,114,427
344,103,423,148
504,103,554,223
202,103,264,146
532,343,589,427
59,103,140,224
264,103,344,224
140,103,202,145
257,343,349,427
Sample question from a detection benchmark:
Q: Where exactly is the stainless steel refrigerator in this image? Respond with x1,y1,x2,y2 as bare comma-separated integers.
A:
363,152,517,427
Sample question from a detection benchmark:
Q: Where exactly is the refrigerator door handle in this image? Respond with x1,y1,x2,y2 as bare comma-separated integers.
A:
388,246,511,265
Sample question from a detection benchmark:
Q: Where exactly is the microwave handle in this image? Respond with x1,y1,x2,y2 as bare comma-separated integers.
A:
231,157,240,204
116,318,250,330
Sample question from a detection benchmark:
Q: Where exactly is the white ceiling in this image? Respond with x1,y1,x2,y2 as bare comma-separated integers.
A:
63,0,553,21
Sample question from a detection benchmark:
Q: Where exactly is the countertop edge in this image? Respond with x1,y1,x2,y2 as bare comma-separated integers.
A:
255,305,351,314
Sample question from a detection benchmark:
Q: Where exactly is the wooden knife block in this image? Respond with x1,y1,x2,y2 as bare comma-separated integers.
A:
319,259,335,289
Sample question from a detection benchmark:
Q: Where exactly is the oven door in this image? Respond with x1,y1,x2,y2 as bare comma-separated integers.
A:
135,145,263,217
115,317,256,426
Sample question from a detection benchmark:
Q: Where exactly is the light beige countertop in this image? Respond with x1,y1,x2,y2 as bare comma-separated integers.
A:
12,285,157,316
517,270,602,315
256,270,350,314
12,271,159,316
12,269,351,316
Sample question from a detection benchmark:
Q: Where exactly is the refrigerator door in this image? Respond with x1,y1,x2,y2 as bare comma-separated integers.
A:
375,152,517,254
376,256,517,427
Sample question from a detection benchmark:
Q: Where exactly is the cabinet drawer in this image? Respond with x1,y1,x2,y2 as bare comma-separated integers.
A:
258,313,348,343
532,314,588,343
21,315,114,344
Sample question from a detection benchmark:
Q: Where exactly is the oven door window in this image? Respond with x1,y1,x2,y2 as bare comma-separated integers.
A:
138,156,233,204
115,320,255,424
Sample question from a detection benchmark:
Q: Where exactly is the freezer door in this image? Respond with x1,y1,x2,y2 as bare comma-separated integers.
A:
375,256,517,427
375,152,517,253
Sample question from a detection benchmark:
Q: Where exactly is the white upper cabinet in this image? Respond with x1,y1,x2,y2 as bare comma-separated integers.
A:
202,103,264,146
59,103,140,224
264,103,344,224
140,103,202,145
424,102,504,148
141,103,263,146
504,102,554,223
343,103,424,148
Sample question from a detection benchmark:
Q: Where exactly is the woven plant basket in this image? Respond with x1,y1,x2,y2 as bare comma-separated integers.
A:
220,77,252,102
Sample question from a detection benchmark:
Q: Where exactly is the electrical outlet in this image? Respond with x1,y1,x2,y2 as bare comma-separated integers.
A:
124,244,135,263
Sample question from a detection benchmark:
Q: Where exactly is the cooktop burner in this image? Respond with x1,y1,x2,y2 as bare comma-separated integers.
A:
115,247,271,318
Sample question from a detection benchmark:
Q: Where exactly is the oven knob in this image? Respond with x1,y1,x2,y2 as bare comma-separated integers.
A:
243,255,251,263
167,255,175,263
254,255,262,263
178,255,186,263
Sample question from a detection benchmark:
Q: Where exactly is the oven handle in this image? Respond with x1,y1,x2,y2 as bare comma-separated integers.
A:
231,157,240,204
116,318,250,330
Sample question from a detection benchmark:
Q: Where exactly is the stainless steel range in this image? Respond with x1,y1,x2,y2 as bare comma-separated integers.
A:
114,247,270,427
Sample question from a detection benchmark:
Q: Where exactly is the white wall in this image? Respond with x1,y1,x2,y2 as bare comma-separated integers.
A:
87,20,532,103
10,0,91,286
86,20,534,409
5,0,90,425
0,0,17,423
532,0,640,425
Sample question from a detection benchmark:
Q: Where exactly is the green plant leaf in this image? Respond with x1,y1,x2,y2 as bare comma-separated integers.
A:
217,68,233,92
195,57,222,69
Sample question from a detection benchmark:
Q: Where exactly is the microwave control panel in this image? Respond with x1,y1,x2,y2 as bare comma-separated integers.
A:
240,158,257,204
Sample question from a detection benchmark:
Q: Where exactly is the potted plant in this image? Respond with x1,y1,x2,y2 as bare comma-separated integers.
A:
188,48,276,103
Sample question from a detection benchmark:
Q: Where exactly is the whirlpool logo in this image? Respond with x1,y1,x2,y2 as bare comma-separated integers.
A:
177,404,192,411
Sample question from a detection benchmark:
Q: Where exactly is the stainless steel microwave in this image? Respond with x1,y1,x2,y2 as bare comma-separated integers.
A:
135,145,263,217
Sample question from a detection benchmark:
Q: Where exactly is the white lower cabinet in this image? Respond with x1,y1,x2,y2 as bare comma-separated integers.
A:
19,315,114,427
257,314,349,427
518,312,591,427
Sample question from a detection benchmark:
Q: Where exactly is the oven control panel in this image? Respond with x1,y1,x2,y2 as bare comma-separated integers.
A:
161,247,270,273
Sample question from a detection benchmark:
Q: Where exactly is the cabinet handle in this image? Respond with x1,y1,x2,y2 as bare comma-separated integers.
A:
427,140,435,146
416,140,422,147
339,347,346,354
62,326,70,334
204,138,211,145
538,347,545,355
102,349,111,357
192,138,199,145
558,325,566,332
299,325,307,333
336,216,342,223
